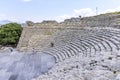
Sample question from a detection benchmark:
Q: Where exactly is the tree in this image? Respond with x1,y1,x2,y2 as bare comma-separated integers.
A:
0,23,23,47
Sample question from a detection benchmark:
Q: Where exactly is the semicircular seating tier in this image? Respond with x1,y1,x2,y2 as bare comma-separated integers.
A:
42,28,120,62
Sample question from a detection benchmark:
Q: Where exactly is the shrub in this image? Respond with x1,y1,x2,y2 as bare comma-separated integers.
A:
0,23,22,47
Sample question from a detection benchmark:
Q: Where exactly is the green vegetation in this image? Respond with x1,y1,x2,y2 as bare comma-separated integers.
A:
0,23,22,47
93,11,120,17
108,11,120,14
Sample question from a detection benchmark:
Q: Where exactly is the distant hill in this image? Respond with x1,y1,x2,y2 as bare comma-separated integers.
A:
0,20,12,25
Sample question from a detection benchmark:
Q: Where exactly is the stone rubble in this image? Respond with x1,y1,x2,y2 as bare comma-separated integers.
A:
34,51,120,80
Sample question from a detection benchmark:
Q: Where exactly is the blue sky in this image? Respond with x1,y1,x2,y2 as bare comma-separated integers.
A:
0,0,120,22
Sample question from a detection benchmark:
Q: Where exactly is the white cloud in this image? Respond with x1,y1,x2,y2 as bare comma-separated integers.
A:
74,8,96,17
1,7,120,22
56,8,96,22
56,6,120,22
59,15,71,19
22,0,32,2
0,13,19,22
56,15,72,21
0,13,7,20
104,7,120,13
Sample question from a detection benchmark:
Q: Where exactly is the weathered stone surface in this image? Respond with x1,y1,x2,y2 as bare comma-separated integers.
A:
34,51,120,80
115,73,120,80
32,27,120,80
26,21,34,26
0,47,13,53
41,20,58,24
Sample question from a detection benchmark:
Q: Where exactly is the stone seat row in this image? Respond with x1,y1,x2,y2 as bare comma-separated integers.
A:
44,29,120,62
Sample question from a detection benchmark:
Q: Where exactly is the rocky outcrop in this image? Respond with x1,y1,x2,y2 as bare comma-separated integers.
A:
41,20,58,24
26,21,34,26
0,47,13,53
63,13,120,27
